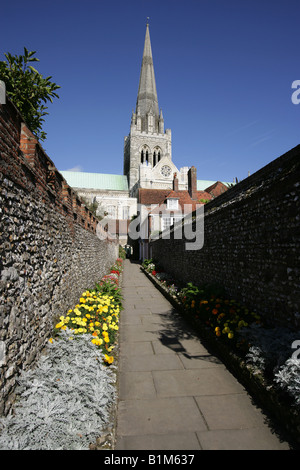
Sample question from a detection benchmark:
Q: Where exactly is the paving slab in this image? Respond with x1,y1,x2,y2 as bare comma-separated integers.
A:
177,352,224,370
120,353,184,372
196,428,289,450
152,368,244,398
115,260,291,450
119,371,157,400
194,393,267,430
117,432,202,450
117,397,208,436
119,340,154,357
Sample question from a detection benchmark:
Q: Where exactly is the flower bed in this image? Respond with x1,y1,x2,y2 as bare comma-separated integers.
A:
53,258,123,365
0,259,124,450
141,259,300,448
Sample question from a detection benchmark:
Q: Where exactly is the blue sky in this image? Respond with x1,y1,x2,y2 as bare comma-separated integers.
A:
1,0,299,183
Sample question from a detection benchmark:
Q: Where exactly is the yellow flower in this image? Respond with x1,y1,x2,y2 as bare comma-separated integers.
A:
74,308,81,316
55,322,64,329
92,338,103,346
49,338,54,343
228,332,234,339
102,323,108,331
104,354,114,364
79,297,86,303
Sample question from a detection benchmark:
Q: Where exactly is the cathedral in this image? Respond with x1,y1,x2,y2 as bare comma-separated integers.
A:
124,22,181,195
60,23,229,253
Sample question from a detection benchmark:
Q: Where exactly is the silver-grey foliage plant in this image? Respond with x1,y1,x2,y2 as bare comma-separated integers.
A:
0,329,116,450
239,324,300,407
274,359,300,406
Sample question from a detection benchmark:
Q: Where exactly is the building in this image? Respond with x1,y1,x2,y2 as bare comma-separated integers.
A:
60,23,230,251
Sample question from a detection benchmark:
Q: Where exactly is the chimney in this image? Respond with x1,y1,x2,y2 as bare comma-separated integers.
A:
173,172,179,191
188,166,197,200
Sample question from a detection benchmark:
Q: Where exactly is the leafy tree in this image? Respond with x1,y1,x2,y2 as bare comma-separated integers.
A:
0,47,60,141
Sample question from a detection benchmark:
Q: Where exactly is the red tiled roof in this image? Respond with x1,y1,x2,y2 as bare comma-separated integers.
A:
197,190,213,201
139,188,214,213
205,181,228,197
138,188,171,205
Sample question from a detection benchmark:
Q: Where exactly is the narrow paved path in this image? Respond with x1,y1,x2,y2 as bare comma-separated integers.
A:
115,260,290,450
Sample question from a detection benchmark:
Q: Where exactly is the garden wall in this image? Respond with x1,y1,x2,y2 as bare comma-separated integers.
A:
150,144,300,329
0,97,118,414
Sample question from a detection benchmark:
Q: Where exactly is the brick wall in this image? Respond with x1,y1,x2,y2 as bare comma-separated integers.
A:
150,144,300,329
0,97,118,414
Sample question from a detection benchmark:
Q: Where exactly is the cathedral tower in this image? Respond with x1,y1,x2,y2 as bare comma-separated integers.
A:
124,22,172,195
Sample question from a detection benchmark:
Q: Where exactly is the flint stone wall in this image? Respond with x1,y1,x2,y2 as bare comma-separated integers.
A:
0,97,118,414
150,144,300,329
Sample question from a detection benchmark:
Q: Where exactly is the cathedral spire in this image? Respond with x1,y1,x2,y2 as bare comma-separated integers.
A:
124,23,172,192
136,23,159,121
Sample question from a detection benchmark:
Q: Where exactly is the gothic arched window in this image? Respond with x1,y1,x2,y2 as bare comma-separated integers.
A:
141,146,150,164
153,147,162,167
153,151,157,167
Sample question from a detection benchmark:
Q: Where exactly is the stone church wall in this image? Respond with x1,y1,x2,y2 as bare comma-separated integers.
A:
0,98,118,414
150,144,300,329
125,128,172,190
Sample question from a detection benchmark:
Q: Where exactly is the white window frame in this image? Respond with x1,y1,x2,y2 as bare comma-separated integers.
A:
107,205,116,219
162,216,172,231
122,206,129,220
162,214,183,231
167,198,179,210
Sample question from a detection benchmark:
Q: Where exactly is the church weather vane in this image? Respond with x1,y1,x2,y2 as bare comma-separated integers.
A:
147,17,150,25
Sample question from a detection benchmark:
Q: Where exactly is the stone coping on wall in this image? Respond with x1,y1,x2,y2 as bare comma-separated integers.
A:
141,265,300,449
